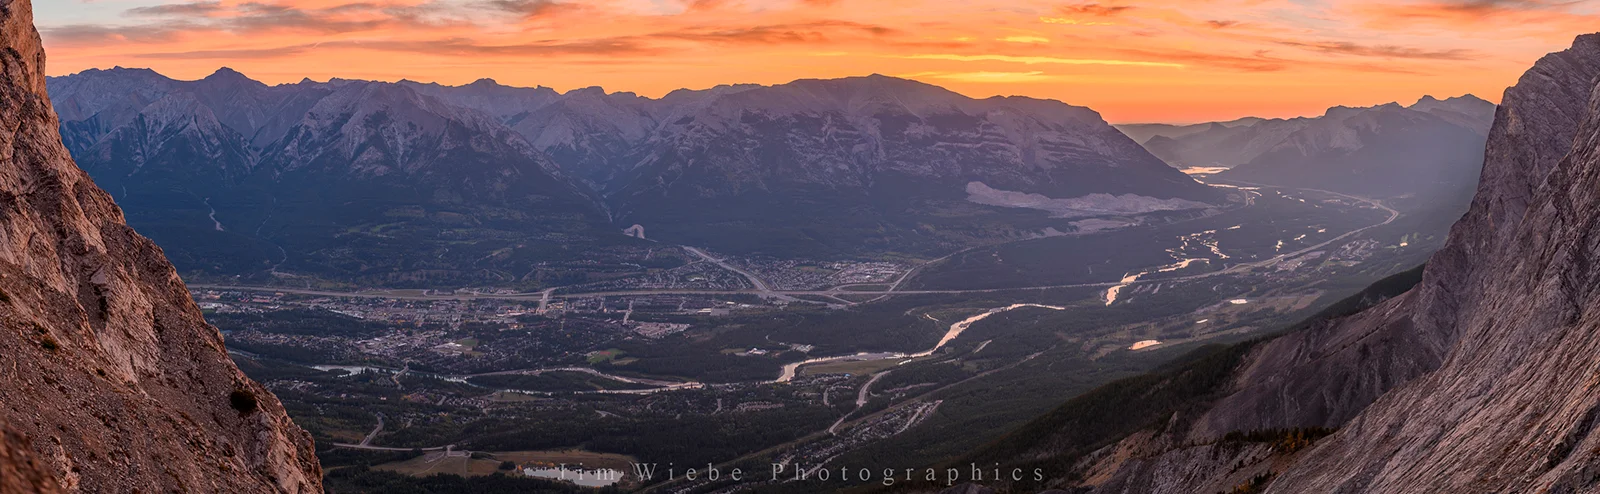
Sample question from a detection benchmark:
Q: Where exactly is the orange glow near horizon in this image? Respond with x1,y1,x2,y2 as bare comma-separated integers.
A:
32,0,1600,123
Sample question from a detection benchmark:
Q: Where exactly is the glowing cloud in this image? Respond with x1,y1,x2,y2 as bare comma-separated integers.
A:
1040,17,1117,25
904,54,1185,68
28,0,1600,123
901,70,1058,82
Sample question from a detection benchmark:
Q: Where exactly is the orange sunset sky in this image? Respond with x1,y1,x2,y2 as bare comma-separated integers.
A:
32,0,1600,123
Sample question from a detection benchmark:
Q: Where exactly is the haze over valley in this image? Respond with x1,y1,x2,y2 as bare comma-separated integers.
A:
10,0,1600,493
35,61,1468,492
50,67,1232,288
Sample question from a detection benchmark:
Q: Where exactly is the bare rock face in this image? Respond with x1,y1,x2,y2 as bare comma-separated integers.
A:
0,0,321,492
989,33,1600,494
1267,33,1600,492
1,419,64,494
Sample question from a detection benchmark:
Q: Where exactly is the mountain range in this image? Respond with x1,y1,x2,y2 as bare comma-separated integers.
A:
968,33,1600,493
47,68,1225,285
1114,116,1266,147
14,0,1600,490
1119,96,1494,199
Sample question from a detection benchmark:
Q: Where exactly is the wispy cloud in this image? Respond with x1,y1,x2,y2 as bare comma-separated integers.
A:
45,1,475,44
902,53,1184,68
125,1,223,17
999,35,1051,43
1056,3,1136,16
1037,1,1136,26
134,36,662,60
482,0,577,18
30,0,1599,123
900,70,1059,82
43,23,198,45
1277,40,1476,60
1107,47,1286,72
1039,17,1116,25
1389,0,1572,18
134,45,315,60
651,20,897,45
1351,0,1600,35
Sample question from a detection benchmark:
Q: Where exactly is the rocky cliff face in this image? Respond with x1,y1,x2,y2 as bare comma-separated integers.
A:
968,32,1600,494
0,419,64,494
1268,32,1600,492
0,1,321,491
1111,34,1600,494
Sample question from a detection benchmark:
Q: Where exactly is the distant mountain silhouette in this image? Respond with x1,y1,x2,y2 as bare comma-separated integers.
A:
48,69,1227,280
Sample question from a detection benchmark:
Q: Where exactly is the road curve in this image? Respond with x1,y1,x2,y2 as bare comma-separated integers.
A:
359,413,384,446
827,371,891,435
191,185,1400,304
682,246,773,293
298,183,1401,455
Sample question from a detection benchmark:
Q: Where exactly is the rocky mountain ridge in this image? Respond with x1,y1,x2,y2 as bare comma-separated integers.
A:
1270,32,1600,492
0,0,321,491
47,64,617,287
603,74,1225,255
1112,116,1264,148
1121,95,1496,256
1129,95,1493,172
965,32,1600,494
47,67,1226,272
1211,95,1494,199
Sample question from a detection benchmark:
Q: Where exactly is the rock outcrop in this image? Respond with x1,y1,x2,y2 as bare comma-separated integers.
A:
0,0,321,491
1119,33,1600,494
1268,32,1600,492
0,419,64,494
968,32,1600,494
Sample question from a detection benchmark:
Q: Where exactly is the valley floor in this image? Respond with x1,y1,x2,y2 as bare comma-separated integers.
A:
215,183,1431,492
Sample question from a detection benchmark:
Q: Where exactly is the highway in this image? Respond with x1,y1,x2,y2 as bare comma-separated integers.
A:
682,246,773,293
193,184,1398,305
827,371,890,435
358,413,384,447
303,181,1402,454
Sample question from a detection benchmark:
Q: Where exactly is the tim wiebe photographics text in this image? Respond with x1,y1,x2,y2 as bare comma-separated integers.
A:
627,462,1047,486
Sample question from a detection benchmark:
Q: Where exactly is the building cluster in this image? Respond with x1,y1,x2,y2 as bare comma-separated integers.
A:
733,260,908,290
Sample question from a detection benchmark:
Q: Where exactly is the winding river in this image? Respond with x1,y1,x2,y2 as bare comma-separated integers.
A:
301,303,1071,391
1104,258,1210,306
772,303,1066,382
305,364,704,395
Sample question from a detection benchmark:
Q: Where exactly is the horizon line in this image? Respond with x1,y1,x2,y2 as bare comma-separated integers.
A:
51,64,1498,126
